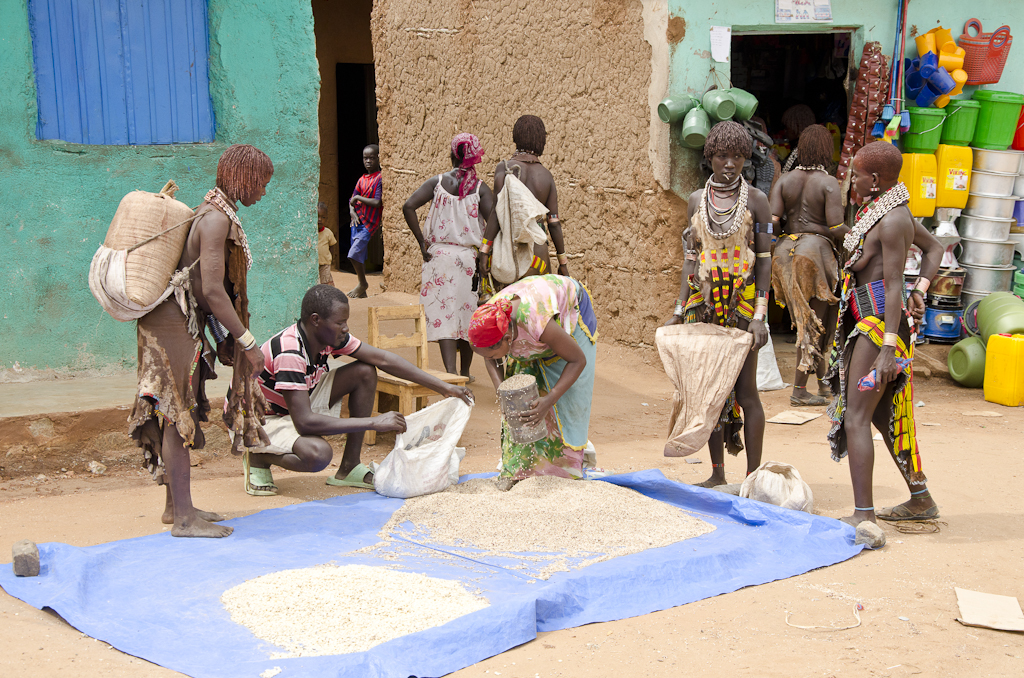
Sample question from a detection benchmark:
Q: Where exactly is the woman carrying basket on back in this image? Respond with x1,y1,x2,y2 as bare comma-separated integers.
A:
469,274,597,490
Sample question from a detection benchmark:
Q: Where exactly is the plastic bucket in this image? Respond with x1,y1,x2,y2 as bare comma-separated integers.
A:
729,88,758,120
971,90,1024,151
658,96,695,124
1012,107,1024,151
975,291,1024,342
681,106,711,147
940,99,981,146
902,107,946,153
948,335,987,387
702,89,736,122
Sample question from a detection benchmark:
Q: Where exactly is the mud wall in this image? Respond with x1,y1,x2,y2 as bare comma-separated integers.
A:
0,0,321,372
372,0,687,347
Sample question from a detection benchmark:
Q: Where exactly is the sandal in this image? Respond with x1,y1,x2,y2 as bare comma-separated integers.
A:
325,463,374,489
243,450,277,496
876,503,940,522
790,392,829,407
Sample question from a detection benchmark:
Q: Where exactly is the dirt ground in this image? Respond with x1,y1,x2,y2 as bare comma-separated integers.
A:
2,272,1023,677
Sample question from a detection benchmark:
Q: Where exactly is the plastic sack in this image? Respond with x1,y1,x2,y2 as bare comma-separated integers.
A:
740,460,814,513
756,331,787,392
373,398,472,499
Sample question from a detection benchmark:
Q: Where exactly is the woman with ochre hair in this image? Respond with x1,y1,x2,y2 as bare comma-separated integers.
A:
403,133,495,378
469,274,597,489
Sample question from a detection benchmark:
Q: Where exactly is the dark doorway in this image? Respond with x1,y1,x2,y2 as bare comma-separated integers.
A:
730,32,851,160
336,63,381,272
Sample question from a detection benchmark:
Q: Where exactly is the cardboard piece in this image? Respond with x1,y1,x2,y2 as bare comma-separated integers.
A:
955,587,1024,632
767,410,822,425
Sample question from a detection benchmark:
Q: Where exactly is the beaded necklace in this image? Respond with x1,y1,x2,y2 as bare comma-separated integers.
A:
795,165,828,173
700,175,748,238
204,188,253,271
843,182,910,262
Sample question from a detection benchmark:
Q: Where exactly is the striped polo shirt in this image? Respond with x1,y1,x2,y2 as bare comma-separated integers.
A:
257,323,362,416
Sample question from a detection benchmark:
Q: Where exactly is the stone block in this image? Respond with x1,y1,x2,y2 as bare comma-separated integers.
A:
12,539,39,577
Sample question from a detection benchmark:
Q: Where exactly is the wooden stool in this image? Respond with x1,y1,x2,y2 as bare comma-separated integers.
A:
366,304,469,444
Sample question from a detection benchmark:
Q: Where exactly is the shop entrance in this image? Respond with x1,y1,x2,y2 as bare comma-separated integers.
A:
311,0,381,274
730,31,853,170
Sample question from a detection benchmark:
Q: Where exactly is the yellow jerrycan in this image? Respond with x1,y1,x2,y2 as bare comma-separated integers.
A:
898,153,937,217
984,333,1024,407
935,144,972,208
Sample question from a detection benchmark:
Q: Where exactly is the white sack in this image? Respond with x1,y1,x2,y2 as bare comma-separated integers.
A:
756,331,787,392
373,398,472,499
89,245,175,321
490,173,549,284
740,460,814,513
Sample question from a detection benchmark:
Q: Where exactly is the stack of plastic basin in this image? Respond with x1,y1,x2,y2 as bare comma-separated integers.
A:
971,91,1024,150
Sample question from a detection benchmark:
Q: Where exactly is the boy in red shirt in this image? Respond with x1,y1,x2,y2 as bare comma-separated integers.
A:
347,145,382,298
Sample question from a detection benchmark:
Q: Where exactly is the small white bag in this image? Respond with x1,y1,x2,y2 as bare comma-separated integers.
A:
373,398,472,499
740,460,814,513
756,331,787,392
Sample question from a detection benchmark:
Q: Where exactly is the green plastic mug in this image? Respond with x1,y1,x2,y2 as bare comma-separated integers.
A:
702,89,736,122
658,96,695,124
729,88,759,121
681,106,711,147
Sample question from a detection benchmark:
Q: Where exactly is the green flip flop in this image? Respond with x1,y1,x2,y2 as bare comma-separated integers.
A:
243,450,277,496
326,463,374,489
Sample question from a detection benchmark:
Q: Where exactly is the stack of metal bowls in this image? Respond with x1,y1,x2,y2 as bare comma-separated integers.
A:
960,147,1024,307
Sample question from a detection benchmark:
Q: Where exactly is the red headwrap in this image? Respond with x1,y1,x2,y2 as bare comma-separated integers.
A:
468,299,513,348
451,132,485,199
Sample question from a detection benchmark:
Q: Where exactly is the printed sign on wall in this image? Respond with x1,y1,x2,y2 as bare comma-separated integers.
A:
776,0,833,24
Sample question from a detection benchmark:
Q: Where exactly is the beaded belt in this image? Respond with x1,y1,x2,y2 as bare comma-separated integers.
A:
850,280,886,322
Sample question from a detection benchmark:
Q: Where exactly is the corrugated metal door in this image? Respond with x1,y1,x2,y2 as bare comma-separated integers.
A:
29,0,215,145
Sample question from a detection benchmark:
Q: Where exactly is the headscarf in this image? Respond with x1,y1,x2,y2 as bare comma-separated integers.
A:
468,298,513,348
451,132,485,199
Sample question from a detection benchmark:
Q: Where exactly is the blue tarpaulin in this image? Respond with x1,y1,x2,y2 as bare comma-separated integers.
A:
0,471,863,678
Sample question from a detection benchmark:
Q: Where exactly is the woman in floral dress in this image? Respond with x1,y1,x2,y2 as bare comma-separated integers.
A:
469,274,598,488
403,133,495,377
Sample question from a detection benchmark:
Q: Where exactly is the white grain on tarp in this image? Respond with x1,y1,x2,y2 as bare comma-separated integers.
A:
379,476,715,578
221,564,488,657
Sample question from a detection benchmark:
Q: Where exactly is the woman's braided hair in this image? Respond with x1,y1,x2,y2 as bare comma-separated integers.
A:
703,121,751,160
217,144,274,203
796,124,834,168
512,115,547,156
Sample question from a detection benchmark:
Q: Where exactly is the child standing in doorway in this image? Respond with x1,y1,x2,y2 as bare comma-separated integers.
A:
317,202,337,287
347,144,382,298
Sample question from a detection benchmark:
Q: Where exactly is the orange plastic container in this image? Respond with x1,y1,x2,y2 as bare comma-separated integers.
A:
898,153,937,217
935,144,973,208
983,333,1024,406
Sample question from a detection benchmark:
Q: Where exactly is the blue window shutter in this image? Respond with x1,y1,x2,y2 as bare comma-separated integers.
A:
28,0,215,145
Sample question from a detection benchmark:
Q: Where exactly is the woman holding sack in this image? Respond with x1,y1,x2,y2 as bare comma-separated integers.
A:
402,133,495,379
663,121,773,488
469,274,597,489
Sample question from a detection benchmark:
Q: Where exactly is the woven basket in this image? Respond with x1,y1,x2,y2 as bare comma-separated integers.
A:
959,19,1013,86
103,181,195,307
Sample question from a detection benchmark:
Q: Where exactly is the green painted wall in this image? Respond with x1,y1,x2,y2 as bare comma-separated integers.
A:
664,0,1024,197
0,0,320,372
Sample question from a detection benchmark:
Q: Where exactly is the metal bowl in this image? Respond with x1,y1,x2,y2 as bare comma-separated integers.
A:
970,170,1018,197
971,147,1024,174
959,238,1017,267
962,263,1017,293
960,289,991,309
1015,173,1024,197
964,192,1019,219
958,214,1014,242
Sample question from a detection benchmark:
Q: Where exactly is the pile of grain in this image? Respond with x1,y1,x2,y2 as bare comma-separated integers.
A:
498,373,536,391
221,564,488,657
380,476,715,578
